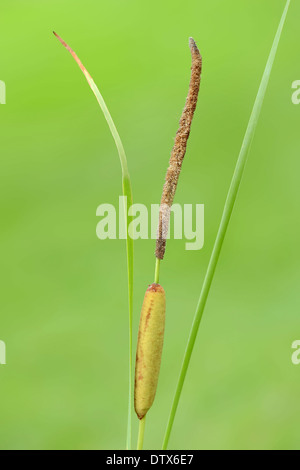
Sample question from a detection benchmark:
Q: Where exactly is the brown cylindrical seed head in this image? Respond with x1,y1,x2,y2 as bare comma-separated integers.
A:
156,37,202,260
134,283,166,420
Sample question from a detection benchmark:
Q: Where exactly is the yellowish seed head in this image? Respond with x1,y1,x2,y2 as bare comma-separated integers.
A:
134,283,166,420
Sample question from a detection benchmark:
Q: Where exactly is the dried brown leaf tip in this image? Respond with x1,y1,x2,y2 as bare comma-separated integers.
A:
53,31,92,80
155,38,202,260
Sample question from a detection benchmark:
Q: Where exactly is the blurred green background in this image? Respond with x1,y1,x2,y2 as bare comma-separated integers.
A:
0,0,299,450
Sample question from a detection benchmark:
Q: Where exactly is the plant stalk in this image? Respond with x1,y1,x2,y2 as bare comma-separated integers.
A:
137,416,146,450
154,258,161,284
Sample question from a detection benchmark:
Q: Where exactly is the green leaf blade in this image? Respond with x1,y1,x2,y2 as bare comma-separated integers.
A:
162,0,291,450
54,32,134,449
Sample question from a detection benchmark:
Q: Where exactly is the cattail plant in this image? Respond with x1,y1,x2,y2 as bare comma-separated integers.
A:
134,37,202,449
53,0,290,448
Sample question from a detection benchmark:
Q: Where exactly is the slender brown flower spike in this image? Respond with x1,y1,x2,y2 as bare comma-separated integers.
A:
156,37,202,260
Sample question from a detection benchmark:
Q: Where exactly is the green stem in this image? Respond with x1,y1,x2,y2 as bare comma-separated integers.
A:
162,0,291,450
137,416,146,450
154,258,161,284
123,176,134,450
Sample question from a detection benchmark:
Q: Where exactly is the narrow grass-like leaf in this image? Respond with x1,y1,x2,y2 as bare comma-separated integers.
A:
53,32,134,449
162,0,291,449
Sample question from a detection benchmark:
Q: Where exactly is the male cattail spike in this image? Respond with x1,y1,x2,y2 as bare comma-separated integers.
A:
156,37,202,260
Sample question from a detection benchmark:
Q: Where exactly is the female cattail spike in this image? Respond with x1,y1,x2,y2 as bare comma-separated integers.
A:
134,283,166,420
156,37,202,260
